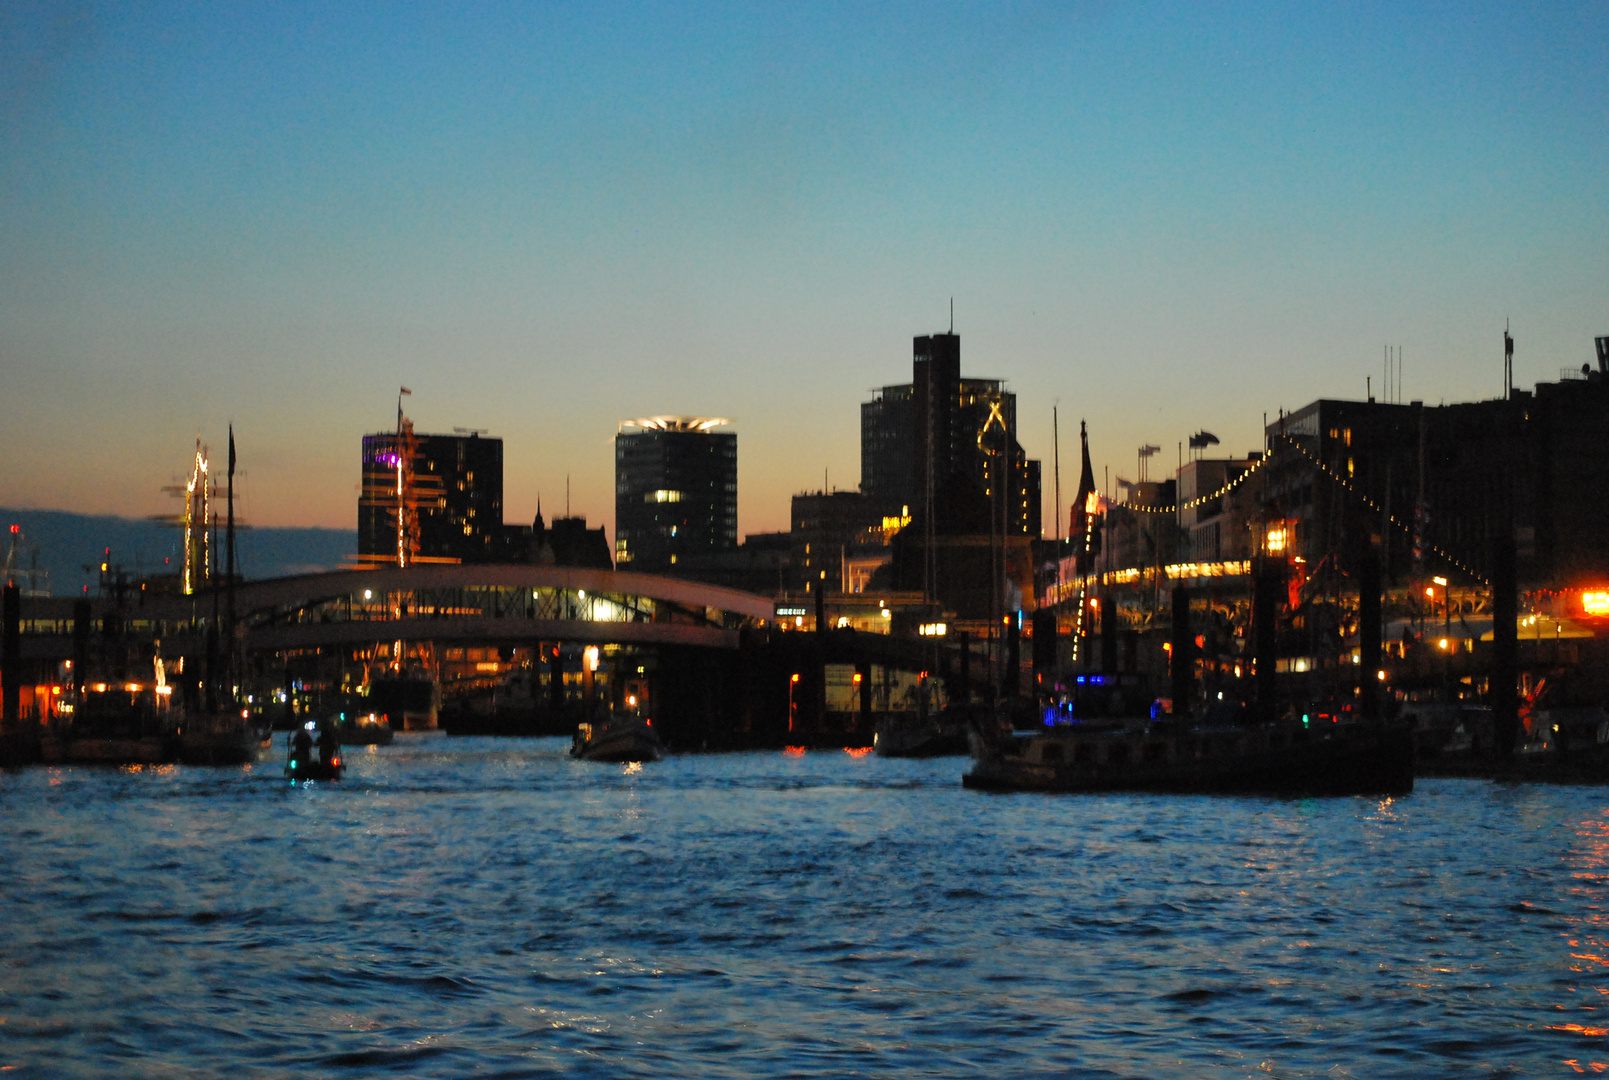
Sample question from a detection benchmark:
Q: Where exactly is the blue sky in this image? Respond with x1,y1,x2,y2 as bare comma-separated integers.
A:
2,1,1605,536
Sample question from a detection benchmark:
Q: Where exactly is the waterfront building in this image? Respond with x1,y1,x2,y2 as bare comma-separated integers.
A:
1179,454,1264,563
614,417,737,573
789,490,887,595
666,532,791,594
861,331,1041,538
358,428,504,566
497,509,613,568
1265,349,1609,587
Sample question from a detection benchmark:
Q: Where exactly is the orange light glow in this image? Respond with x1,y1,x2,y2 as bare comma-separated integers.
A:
844,747,873,757
852,673,862,684
783,746,807,756
1583,590,1609,617
790,673,800,683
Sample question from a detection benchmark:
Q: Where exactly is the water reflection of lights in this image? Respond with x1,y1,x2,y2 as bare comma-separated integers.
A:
843,746,873,758
623,761,643,774
1560,1058,1609,1073
783,746,807,757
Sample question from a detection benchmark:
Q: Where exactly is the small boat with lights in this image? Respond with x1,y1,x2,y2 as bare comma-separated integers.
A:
335,711,394,746
571,714,662,763
283,725,345,781
964,717,1414,796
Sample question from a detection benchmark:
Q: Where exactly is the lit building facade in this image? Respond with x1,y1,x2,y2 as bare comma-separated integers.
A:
860,332,1041,538
614,417,737,572
358,431,504,565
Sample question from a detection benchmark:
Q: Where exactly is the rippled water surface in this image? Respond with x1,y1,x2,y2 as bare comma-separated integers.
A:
4,736,1609,1077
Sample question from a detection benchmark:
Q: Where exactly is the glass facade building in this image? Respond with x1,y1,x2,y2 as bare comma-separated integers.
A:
614,418,737,572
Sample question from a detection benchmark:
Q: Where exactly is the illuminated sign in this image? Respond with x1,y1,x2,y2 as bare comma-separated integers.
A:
1583,590,1609,617
775,605,808,618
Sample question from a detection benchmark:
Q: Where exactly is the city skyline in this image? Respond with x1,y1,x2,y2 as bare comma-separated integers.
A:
2,2,1605,539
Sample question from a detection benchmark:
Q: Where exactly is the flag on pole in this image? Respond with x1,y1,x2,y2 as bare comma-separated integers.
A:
228,424,236,477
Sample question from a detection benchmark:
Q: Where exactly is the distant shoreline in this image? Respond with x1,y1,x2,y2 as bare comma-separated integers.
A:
0,506,355,596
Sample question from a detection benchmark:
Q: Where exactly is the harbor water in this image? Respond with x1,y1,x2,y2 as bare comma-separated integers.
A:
2,736,1607,1077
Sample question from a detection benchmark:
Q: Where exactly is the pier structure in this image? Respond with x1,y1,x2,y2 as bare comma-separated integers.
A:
3,563,950,752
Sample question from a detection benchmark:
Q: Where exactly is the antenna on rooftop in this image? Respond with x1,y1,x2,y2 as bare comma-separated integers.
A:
949,298,954,334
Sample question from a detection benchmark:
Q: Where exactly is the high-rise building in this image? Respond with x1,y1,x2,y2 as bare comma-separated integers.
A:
358,428,504,565
860,332,1042,538
614,417,737,572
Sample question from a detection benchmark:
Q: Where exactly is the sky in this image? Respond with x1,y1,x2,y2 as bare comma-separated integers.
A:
2,1,1606,540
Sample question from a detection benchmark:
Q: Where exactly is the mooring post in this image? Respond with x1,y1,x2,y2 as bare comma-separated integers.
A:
1170,584,1192,718
1100,594,1117,673
2,584,19,728
1359,545,1383,723
1491,526,1519,757
1253,559,1281,723
72,598,90,704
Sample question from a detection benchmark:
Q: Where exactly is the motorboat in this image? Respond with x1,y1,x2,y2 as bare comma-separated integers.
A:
964,715,1415,796
178,708,263,765
571,714,662,763
873,704,977,758
335,711,394,746
283,730,345,781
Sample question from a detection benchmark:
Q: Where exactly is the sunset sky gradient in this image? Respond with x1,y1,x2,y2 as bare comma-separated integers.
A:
3,1,1605,538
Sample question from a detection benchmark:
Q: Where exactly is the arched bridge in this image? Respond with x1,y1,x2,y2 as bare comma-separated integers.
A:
224,564,775,653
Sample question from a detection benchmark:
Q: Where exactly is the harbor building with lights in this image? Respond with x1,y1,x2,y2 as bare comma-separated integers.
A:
614,417,737,573
358,428,504,566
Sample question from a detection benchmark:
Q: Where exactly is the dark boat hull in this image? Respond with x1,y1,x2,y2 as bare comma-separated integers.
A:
964,723,1415,796
336,722,394,746
285,758,345,781
42,736,177,766
571,718,662,763
873,721,969,758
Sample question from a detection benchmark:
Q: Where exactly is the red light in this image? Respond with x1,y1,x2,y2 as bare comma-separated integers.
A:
8,525,17,534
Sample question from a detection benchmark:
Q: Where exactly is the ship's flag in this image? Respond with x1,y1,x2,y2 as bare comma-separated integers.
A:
228,425,236,477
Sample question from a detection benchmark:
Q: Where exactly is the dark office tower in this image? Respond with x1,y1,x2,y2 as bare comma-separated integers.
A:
860,332,1041,537
860,383,915,518
614,417,737,572
358,431,504,565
